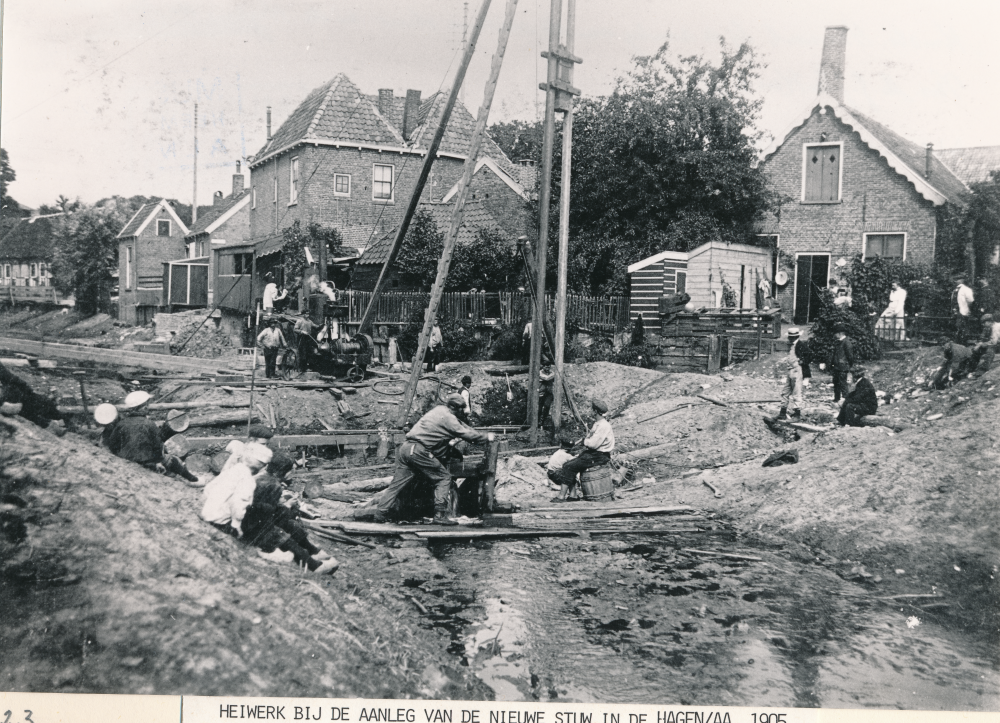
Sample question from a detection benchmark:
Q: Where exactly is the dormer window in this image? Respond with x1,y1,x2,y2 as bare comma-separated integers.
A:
802,143,842,203
157,219,171,236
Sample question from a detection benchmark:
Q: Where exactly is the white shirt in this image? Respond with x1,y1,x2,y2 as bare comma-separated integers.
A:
429,326,442,350
201,463,257,533
584,417,615,453
884,288,907,316
460,388,471,416
956,285,974,316
263,283,278,309
523,322,532,340
546,448,575,472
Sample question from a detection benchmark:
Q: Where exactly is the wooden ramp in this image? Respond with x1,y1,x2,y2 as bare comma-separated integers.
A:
0,336,215,374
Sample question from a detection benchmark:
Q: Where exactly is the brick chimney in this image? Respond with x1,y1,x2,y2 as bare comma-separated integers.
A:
402,89,422,141
817,26,848,104
213,190,225,207
378,89,394,119
925,143,934,179
232,160,244,198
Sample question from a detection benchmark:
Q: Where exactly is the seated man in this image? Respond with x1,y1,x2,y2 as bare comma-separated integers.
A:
552,399,615,502
106,391,199,482
837,366,878,427
972,313,1000,375
931,342,974,389
220,425,275,473
546,433,578,490
242,449,338,573
372,394,494,525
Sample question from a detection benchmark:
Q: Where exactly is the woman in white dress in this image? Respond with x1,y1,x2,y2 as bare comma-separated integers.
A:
878,281,907,340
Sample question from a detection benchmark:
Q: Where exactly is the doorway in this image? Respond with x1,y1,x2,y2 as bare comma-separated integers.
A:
794,254,830,324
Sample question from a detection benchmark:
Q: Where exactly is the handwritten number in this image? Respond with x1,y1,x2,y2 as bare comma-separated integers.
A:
24,712,34,723
3,710,11,723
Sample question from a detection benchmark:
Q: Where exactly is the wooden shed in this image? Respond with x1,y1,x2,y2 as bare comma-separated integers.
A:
626,250,687,333
684,242,773,311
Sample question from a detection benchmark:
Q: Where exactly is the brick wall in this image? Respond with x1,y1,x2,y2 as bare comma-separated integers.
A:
760,108,939,318
118,207,185,324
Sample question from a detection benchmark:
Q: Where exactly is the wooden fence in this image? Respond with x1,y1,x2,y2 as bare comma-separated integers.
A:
2,284,70,305
874,315,955,345
341,290,630,332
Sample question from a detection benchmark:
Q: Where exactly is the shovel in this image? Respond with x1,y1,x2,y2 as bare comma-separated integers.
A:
505,373,513,402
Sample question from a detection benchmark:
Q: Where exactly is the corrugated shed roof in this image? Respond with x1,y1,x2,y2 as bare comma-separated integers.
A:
356,200,505,267
0,213,64,261
185,190,250,236
250,75,517,175
935,146,1000,186
843,106,969,203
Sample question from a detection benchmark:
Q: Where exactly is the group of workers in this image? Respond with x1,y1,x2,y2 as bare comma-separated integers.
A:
93,394,339,575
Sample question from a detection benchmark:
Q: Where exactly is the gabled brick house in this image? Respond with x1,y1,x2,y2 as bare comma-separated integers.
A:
758,26,969,324
0,212,63,289
232,73,530,307
117,199,189,324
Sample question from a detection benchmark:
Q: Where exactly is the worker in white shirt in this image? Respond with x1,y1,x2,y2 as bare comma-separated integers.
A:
459,375,473,422
262,274,288,312
954,275,975,345
521,321,532,365
551,399,615,502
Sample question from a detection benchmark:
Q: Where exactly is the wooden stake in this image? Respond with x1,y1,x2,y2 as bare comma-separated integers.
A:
396,0,519,427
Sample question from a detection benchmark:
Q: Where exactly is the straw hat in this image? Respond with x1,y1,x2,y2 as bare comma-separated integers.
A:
93,403,118,426
123,390,151,410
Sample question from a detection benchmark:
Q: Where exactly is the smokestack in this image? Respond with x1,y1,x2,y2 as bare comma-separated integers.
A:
213,190,225,207
817,26,848,104
925,143,934,179
402,90,422,142
378,89,394,118
232,160,245,198
266,106,272,141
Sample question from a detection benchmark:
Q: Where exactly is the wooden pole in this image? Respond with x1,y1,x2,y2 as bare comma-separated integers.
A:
480,438,500,513
192,103,198,225
395,0,519,427
355,0,493,336
552,0,578,430
528,0,563,444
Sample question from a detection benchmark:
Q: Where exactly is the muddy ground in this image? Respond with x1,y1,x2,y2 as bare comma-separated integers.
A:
1,325,998,707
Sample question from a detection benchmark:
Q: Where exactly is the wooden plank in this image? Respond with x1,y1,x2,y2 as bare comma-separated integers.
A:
185,432,406,450
0,336,212,374
526,504,697,515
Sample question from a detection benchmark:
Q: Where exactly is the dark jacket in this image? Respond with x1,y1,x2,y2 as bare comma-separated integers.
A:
831,337,855,371
107,415,169,465
845,377,878,416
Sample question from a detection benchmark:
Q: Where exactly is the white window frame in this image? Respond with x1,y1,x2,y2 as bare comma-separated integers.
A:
125,246,133,291
157,219,171,237
801,142,844,203
289,156,300,205
862,232,907,262
334,173,352,197
372,163,395,203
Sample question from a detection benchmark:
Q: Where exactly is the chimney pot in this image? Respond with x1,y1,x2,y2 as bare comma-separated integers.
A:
925,143,934,179
817,26,848,104
402,90,422,142
266,106,272,141
213,190,225,207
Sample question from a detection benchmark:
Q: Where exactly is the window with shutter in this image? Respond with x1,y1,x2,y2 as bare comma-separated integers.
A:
803,143,842,202
863,233,906,261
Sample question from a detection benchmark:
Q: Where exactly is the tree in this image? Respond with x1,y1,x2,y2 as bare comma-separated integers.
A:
544,38,772,294
488,119,544,166
280,220,343,290
1,148,23,215
50,199,130,315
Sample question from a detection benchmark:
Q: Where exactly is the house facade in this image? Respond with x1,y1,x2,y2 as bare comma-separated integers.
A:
0,213,62,288
758,26,968,324
117,199,189,324
227,74,530,314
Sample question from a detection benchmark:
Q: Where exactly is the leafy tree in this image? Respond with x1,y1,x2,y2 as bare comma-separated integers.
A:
50,199,130,315
280,220,343,291
1,148,23,215
935,171,1000,282
488,119,544,166
537,38,773,294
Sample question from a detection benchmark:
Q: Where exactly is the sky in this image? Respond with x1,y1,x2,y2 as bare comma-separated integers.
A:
1,0,998,209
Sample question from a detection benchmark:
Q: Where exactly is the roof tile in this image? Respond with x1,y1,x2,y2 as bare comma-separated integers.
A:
935,146,1000,186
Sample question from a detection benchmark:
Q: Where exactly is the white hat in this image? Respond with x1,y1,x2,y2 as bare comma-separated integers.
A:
94,403,118,426
242,442,273,467
787,327,801,338
123,390,152,409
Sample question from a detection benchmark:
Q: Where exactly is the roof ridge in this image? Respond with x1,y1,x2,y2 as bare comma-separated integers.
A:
305,74,345,139
368,97,406,146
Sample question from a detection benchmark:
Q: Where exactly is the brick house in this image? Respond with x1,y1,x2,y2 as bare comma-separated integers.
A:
171,163,251,307
117,199,189,324
237,74,530,302
758,26,968,324
0,212,62,290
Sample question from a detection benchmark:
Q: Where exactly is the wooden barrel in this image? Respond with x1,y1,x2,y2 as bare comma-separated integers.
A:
580,465,614,501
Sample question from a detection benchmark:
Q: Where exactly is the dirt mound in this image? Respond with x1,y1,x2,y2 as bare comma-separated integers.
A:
564,362,665,411
494,455,554,506
0,415,488,697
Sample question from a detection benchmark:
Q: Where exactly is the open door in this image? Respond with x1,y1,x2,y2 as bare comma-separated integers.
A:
794,254,830,324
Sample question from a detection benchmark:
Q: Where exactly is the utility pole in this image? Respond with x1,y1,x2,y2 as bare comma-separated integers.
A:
528,0,580,442
460,1,469,106
551,0,580,429
356,0,493,337
397,0,520,427
192,103,198,225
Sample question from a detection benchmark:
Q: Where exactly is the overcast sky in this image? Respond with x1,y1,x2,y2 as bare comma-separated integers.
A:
1,0,998,208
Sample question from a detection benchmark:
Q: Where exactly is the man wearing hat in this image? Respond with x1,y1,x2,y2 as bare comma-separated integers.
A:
552,399,615,502
972,313,1000,374
777,328,805,420
104,391,199,482
953,275,975,345
931,341,974,389
837,366,878,427
373,393,495,525
256,317,287,379
829,326,855,403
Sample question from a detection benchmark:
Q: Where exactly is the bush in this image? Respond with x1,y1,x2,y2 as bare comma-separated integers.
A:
488,323,524,361
847,255,952,317
478,378,527,426
396,311,484,363
611,342,658,368
807,289,881,363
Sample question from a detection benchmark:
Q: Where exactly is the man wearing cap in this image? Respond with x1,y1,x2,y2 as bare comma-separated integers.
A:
374,394,495,525
256,318,287,379
953,275,975,345
837,366,878,427
777,328,804,421
829,327,855,403
552,399,615,502
539,366,555,426
105,391,199,482
931,341,974,389
293,314,320,373
972,314,1000,375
